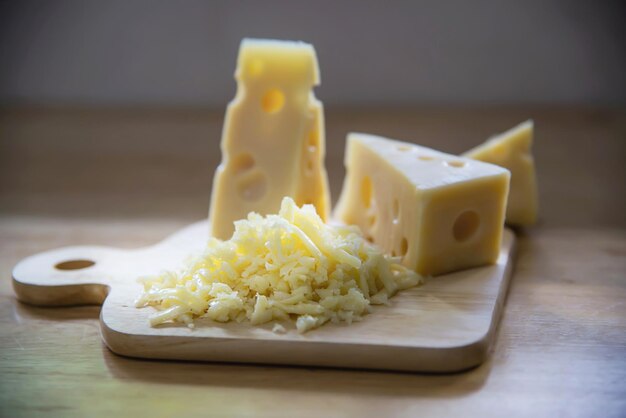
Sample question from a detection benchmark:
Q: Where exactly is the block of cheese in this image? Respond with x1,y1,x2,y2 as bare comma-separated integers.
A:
463,120,538,226
334,133,510,277
209,38,330,239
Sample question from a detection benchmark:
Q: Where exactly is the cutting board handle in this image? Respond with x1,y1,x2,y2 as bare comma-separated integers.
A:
12,245,122,306
12,221,210,308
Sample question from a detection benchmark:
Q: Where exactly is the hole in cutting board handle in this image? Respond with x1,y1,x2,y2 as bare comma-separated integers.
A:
54,259,96,271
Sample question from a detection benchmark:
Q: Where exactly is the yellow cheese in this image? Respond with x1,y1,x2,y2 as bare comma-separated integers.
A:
209,39,330,240
136,197,422,333
463,120,538,226
334,133,510,277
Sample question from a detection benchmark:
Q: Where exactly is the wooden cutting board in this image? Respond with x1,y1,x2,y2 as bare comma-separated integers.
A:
12,221,516,373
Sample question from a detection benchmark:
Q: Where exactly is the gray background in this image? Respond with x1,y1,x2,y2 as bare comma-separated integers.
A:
1,0,624,107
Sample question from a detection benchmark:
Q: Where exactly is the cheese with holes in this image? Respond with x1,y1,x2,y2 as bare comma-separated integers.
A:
209,39,330,240
334,133,510,277
463,120,538,226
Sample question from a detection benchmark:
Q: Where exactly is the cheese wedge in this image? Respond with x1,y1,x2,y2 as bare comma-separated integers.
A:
334,133,510,277
463,120,538,226
209,39,330,239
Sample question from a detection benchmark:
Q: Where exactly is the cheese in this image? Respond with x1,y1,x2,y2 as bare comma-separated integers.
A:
136,197,422,333
334,133,510,277
463,120,538,226
209,39,330,240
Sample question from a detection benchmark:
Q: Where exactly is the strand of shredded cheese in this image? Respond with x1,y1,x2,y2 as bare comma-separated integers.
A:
135,197,422,333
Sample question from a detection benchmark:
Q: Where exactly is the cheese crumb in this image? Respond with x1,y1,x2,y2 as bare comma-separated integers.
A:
135,197,422,333
272,323,287,334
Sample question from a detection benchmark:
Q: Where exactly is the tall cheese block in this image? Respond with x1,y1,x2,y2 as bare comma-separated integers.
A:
209,39,330,240
463,120,538,226
335,133,510,277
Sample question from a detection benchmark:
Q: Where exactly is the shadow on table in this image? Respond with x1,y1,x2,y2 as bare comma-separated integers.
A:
103,344,493,399
9,293,495,398
12,298,100,323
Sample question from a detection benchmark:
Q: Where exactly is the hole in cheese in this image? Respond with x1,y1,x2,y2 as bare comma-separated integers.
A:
418,155,434,161
453,210,480,242
308,130,319,147
306,158,314,174
238,171,267,201
361,176,373,208
55,259,95,271
400,237,408,256
392,198,400,222
446,160,466,168
305,132,317,175
261,88,285,113
232,152,255,174
397,145,412,152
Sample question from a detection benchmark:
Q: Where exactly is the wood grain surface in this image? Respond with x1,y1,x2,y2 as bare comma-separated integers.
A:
1,107,625,417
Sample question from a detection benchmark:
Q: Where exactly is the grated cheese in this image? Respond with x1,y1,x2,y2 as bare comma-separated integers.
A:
135,197,422,333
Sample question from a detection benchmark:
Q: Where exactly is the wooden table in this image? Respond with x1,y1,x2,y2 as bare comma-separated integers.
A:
1,107,625,417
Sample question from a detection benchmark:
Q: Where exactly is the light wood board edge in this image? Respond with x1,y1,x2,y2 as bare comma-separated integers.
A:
99,231,516,373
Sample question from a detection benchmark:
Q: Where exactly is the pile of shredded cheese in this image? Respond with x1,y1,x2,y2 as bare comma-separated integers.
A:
135,197,422,333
